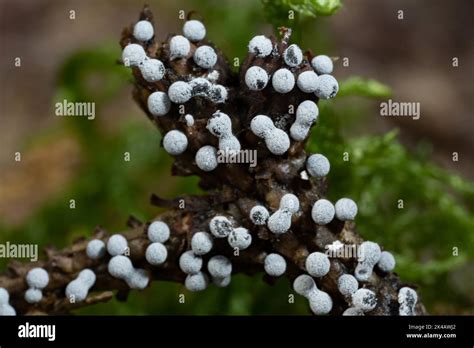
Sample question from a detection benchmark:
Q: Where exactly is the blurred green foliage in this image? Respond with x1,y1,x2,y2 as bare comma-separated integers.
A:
1,0,473,315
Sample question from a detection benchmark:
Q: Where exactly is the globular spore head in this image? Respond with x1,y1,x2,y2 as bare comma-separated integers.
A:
335,198,358,221
193,45,217,69
139,58,165,82
0,288,9,304
24,288,43,304
145,242,168,265
185,272,209,292
297,70,319,93
311,55,333,75
245,66,269,91
207,111,232,137
352,288,377,312
86,239,106,259
169,35,191,59
249,205,269,225
280,193,300,213
191,232,214,255
207,255,232,278
133,20,154,41
377,251,396,272
183,20,206,42
250,115,274,138
398,287,418,316
311,199,335,225
168,81,192,104
147,91,171,116
315,74,339,99
163,130,188,155
248,35,272,57
305,252,330,278
209,216,233,238
266,128,290,155
107,234,128,256
293,274,316,297
264,253,287,277
195,145,218,172
308,290,333,315
147,221,170,243
228,227,252,250
337,274,359,296
212,275,231,288
26,268,49,289
179,250,203,274
306,154,330,178
122,43,146,67
272,68,295,93
108,255,133,279
283,44,303,67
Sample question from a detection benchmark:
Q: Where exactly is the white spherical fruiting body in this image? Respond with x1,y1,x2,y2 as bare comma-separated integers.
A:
65,269,96,303
191,232,214,255
355,241,381,282
315,74,339,99
267,194,299,234
343,307,365,316
311,199,335,225
163,130,188,155
272,68,295,93
248,35,272,57
398,287,418,316
0,288,15,316
264,253,287,277
122,43,146,67
228,227,252,250
308,289,333,315
311,55,333,75
335,198,358,221
193,45,217,69
209,85,228,103
169,35,191,59
25,288,42,304
207,255,232,278
108,255,149,289
107,234,128,256
250,115,290,155
306,154,330,178
283,44,303,67
86,239,106,259
209,216,233,238
168,81,192,104
297,70,319,93
183,20,206,42
133,20,154,41
184,114,195,127
145,242,168,265
139,58,165,82
147,221,170,243
290,100,319,141
377,251,396,272
26,268,49,289
179,250,203,274
185,272,209,292
352,288,377,312
337,274,359,296
293,274,316,297
148,91,171,116
245,66,269,91
249,205,269,225
207,111,241,152
305,252,330,277
195,145,218,172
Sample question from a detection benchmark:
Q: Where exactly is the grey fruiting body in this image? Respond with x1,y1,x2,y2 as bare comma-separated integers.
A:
0,288,15,316
305,252,330,277
207,255,232,278
65,269,96,302
377,251,396,272
189,77,212,97
139,58,165,82
209,216,233,238
26,268,49,289
145,242,168,265
183,20,206,42
311,55,333,75
185,272,209,292
250,115,290,155
264,253,287,277
191,232,214,255
297,70,319,93
306,154,330,178
272,68,295,93
184,114,195,127
108,255,149,289
169,35,190,59
168,81,192,104
283,44,303,67
355,241,381,282
248,35,272,57
107,234,128,256
147,91,171,116
352,288,377,312
209,85,228,103
311,199,335,225
267,194,299,234
212,275,231,288
249,205,269,225
398,287,418,316
337,274,359,296
207,111,241,152
147,221,170,243
293,274,316,297
335,198,358,221
163,130,188,155
290,100,319,141
308,289,333,315
25,288,42,304
228,227,252,250
179,250,203,274
193,45,217,69
245,66,269,91
195,145,218,171
343,307,365,316
122,43,146,67
133,20,154,41
315,74,339,99
0,288,9,304
86,239,106,259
